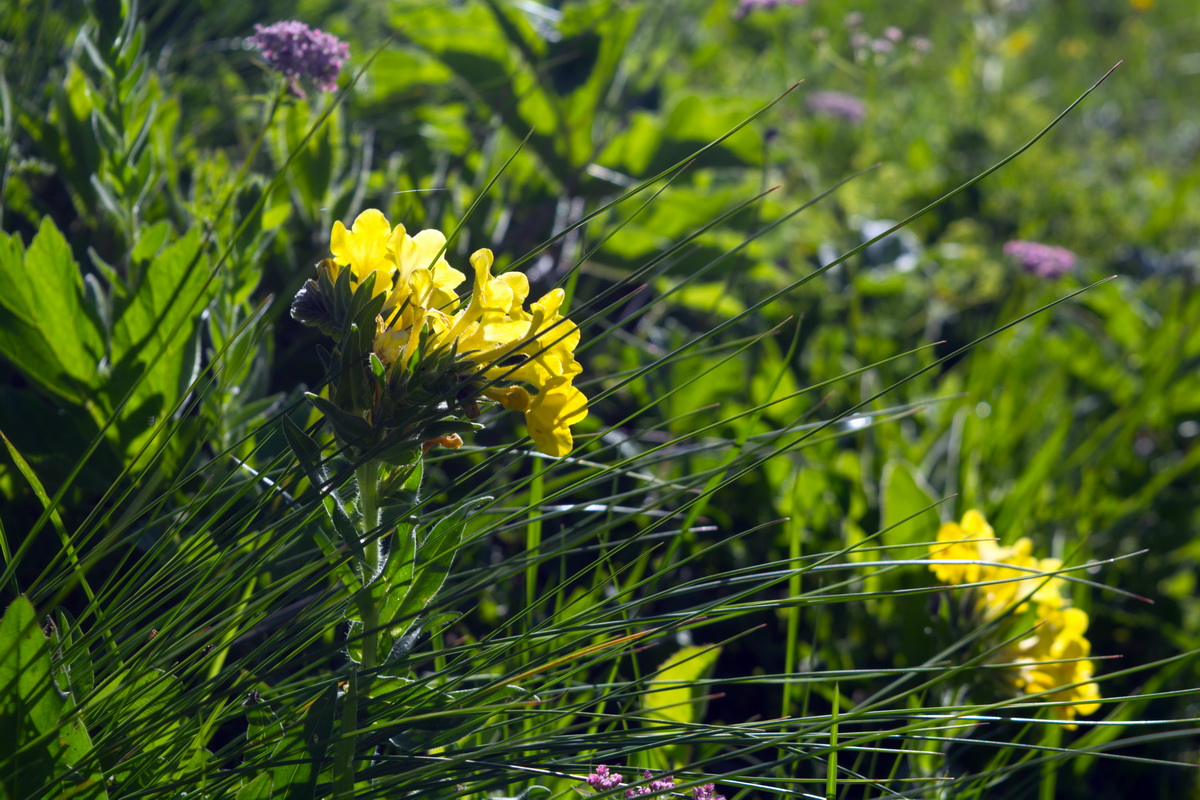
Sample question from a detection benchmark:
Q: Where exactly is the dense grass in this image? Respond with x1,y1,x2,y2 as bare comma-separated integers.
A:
1,1,1198,798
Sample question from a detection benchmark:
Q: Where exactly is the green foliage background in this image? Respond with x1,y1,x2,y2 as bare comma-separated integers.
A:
1,0,1198,798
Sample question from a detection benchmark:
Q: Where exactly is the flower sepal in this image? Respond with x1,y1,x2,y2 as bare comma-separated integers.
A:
304,391,375,443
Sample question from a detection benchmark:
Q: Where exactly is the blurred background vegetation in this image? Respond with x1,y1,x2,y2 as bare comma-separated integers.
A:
2,0,1198,798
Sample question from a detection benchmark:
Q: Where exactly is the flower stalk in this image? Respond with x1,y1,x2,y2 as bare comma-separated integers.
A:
356,457,382,672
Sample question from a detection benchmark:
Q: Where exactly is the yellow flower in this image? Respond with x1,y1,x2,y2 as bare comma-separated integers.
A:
929,509,994,584
439,248,588,456
524,376,589,458
328,211,588,458
929,510,1101,728
330,209,396,296
1006,605,1101,728
1002,29,1033,56
382,223,465,333
929,510,1064,617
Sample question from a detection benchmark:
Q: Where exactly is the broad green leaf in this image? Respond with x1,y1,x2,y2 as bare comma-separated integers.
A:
404,3,571,183
377,498,489,663
236,773,274,800
110,227,210,401
657,278,747,319
0,220,104,404
0,597,105,800
642,645,722,728
262,178,292,230
597,94,763,178
880,459,938,547
554,1,640,166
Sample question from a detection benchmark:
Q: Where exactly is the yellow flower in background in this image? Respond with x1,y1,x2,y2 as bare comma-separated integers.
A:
1002,29,1033,57
930,510,1063,617
1005,605,1102,728
328,210,587,457
929,509,994,584
929,509,1100,727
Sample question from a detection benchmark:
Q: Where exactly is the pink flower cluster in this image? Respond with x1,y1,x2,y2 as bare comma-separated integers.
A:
805,90,867,124
844,14,932,59
625,770,677,797
585,766,724,799
586,765,624,791
248,20,349,96
1003,240,1077,278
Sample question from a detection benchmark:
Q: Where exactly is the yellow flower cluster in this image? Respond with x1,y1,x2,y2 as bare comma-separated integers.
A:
930,510,1100,727
930,510,1064,618
327,210,588,457
1003,604,1101,728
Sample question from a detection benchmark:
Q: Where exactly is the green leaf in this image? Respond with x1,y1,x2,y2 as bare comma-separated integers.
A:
642,645,722,727
281,415,327,487
377,498,490,664
282,414,367,570
279,102,337,213
108,226,216,461
262,178,292,230
0,596,105,800
100,668,186,791
236,773,274,800
280,683,337,800
598,94,763,177
880,459,938,547
53,610,95,702
0,220,105,404
406,3,571,183
305,392,375,444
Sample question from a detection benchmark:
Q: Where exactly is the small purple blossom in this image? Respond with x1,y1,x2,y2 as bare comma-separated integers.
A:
884,25,904,42
734,0,807,19
248,20,349,96
805,90,867,124
587,765,625,791
909,36,934,52
625,770,676,797
844,11,864,27
1003,240,1077,278
693,784,726,800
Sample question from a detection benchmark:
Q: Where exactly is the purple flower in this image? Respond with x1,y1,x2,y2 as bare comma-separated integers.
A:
248,20,349,96
884,25,904,42
587,765,625,791
805,90,867,124
693,784,726,800
734,0,807,19
626,770,676,797
1003,240,1077,278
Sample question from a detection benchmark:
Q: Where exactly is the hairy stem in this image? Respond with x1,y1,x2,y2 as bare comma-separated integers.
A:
356,459,382,672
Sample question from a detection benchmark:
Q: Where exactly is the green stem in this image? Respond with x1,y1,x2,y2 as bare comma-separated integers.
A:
335,459,382,799
356,459,382,673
